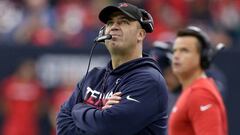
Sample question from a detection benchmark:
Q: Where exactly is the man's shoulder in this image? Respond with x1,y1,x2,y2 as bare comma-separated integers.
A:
131,65,163,80
88,67,106,76
189,78,223,102
191,78,217,91
123,66,166,91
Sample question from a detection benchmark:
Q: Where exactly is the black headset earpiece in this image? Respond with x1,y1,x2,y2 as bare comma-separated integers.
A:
201,43,214,69
139,9,154,33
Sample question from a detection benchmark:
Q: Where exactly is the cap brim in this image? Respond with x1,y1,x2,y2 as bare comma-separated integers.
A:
99,6,137,24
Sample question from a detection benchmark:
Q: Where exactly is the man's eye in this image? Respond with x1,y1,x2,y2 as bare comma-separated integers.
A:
181,48,189,53
107,21,113,26
121,20,129,24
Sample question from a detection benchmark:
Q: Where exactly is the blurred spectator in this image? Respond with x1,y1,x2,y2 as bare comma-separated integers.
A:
217,0,240,32
49,78,75,135
54,0,108,48
0,59,46,135
144,0,187,44
188,0,214,26
216,0,240,49
149,41,181,113
54,0,86,47
0,0,23,45
187,0,237,49
0,0,239,49
13,0,56,47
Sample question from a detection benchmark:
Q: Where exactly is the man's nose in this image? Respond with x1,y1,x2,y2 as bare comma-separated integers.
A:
110,22,120,30
173,51,180,61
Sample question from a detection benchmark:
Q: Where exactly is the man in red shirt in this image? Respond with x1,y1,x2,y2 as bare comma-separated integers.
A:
1,59,45,135
168,26,228,135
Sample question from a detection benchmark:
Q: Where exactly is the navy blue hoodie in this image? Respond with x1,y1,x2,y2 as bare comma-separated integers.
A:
56,56,168,135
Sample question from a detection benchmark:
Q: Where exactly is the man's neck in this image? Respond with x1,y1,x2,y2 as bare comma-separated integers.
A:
178,69,207,90
111,53,142,69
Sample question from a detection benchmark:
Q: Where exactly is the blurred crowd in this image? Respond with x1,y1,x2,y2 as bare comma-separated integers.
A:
0,0,239,49
0,58,76,135
0,0,238,135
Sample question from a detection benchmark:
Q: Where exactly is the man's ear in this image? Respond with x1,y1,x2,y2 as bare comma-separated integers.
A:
137,29,146,42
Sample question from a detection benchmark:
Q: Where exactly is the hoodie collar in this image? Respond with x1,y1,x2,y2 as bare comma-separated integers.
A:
106,54,161,75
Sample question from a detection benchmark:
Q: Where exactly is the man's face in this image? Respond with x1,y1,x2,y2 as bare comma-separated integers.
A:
172,36,201,77
104,12,144,55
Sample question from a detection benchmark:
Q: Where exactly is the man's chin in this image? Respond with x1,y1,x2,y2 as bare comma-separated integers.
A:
172,69,183,75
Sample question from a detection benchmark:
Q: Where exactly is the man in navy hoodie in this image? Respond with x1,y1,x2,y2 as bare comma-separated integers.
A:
56,2,168,135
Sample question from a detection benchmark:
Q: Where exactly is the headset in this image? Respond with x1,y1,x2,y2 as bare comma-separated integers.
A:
177,26,214,69
139,9,154,33
96,9,154,36
95,9,154,40
94,26,112,43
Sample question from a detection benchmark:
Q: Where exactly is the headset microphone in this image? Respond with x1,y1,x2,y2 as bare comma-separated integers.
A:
212,42,225,57
94,34,112,43
86,34,112,81
208,42,226,65
76,28,111,103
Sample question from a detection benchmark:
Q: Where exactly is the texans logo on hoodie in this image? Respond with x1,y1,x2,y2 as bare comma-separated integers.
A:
84,87,113,109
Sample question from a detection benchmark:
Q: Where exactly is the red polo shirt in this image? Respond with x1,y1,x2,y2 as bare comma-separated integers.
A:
168,78,228,135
